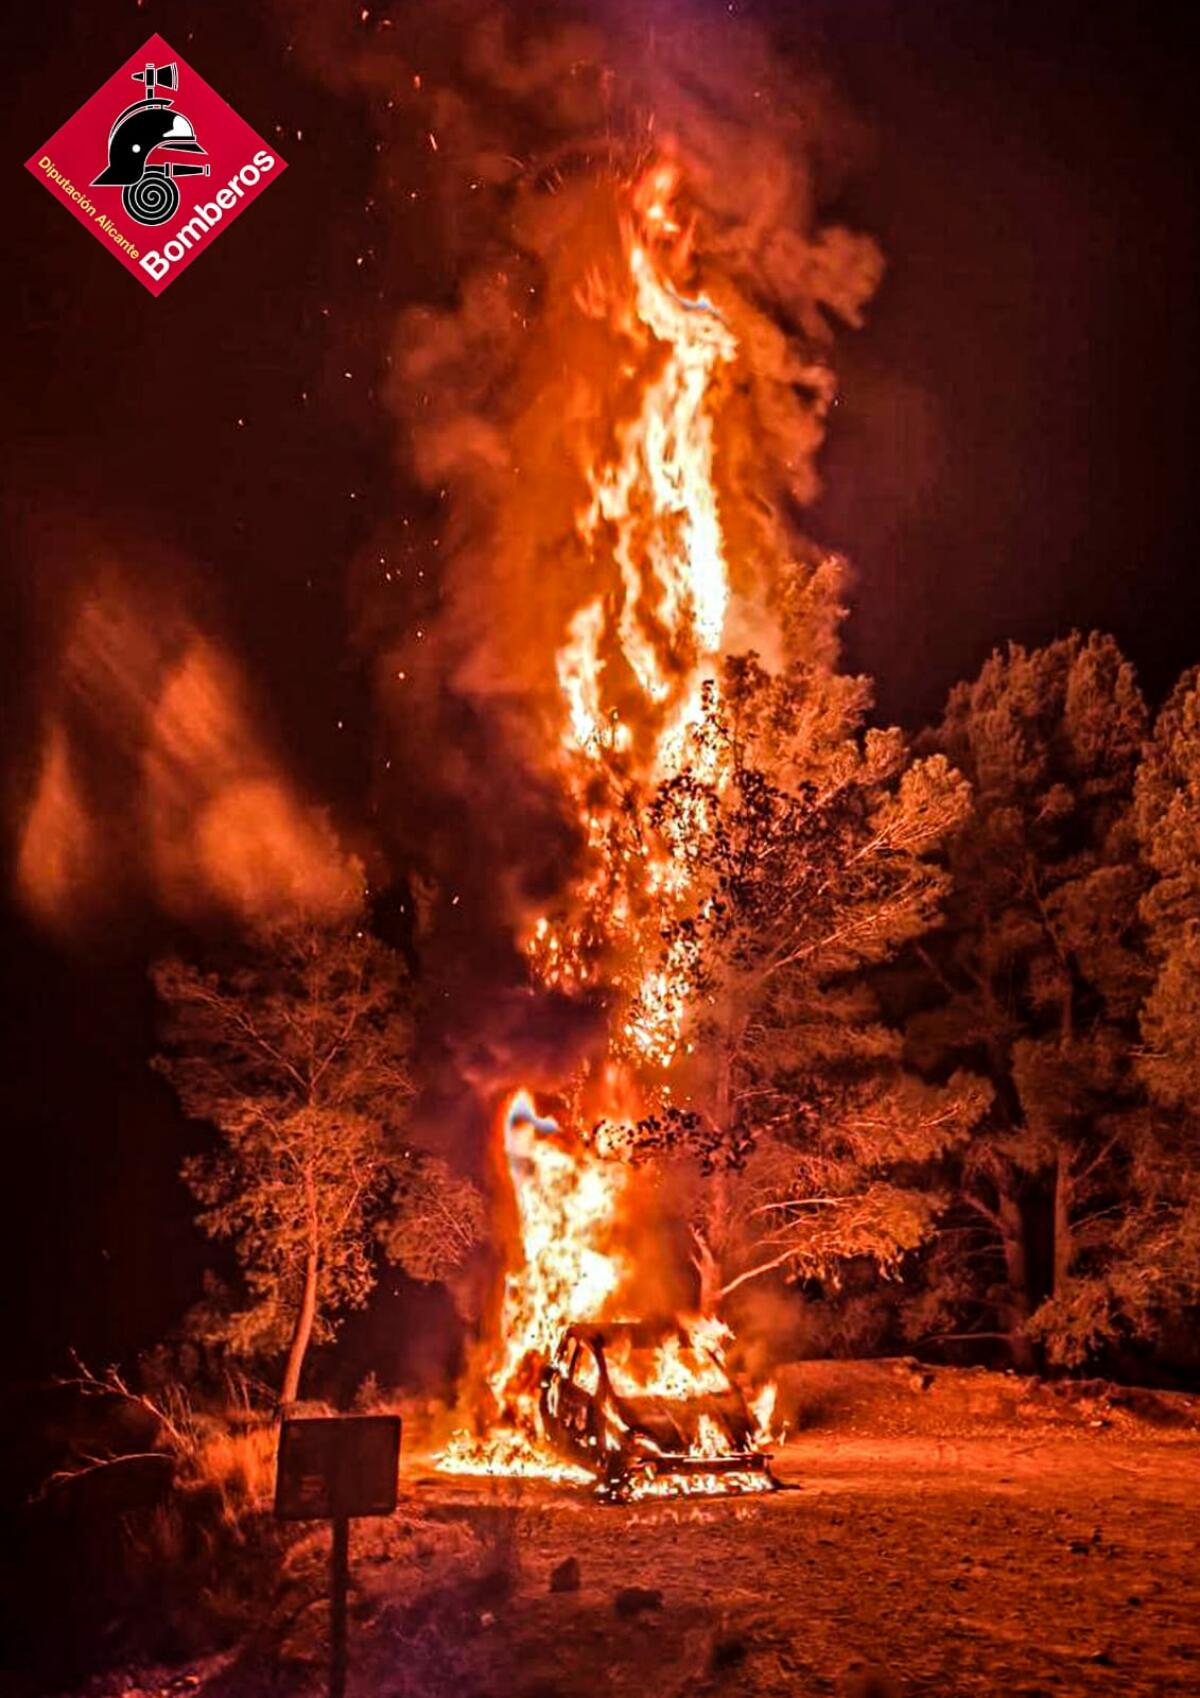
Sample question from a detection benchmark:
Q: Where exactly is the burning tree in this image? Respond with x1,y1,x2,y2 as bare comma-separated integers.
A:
153,913,482,1404
391,105,940,1483
603,630,988,1309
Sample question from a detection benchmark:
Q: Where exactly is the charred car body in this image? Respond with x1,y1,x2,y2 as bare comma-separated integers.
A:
538,1318,777,1501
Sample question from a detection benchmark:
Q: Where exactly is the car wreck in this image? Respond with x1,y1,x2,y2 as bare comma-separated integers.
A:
538,1318,779,1502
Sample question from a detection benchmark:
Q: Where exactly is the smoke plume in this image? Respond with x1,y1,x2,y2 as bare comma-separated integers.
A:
278,0,883,1064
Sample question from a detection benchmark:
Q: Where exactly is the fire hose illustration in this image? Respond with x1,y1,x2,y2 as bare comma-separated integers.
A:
91,58,208,227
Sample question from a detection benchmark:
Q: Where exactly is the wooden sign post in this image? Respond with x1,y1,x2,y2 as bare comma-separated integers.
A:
275,1414,402,1698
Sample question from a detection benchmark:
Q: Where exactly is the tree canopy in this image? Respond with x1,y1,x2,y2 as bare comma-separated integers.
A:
597,608,987,1307
153,913,482,1402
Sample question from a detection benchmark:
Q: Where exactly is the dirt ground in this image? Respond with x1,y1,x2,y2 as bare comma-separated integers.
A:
45,1363,1200,1698
91,1423,1200,1698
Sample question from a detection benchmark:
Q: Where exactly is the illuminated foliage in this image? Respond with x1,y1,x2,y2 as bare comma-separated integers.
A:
152,914,481,1402
612,628,986,1301
1137,667,1200,1114
909,634,1200,1366
378,1155,488,1283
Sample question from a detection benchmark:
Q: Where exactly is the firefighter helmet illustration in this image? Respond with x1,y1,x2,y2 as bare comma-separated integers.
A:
91,59,209,226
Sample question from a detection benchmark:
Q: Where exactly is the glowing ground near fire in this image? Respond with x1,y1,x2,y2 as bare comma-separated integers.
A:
95,1419,1200,1698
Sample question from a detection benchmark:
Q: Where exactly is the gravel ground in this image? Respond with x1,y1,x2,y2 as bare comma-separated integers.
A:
98,1428,1200,1698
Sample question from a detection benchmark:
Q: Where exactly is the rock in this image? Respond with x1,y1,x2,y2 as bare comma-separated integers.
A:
838,1657,900,1697
614,1586,663,1618
550,1556,581,1593
469,1567,515,1608
709,1634,749,1672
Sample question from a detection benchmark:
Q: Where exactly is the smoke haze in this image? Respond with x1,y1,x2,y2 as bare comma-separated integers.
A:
15,545,359,930
276,0,883,1024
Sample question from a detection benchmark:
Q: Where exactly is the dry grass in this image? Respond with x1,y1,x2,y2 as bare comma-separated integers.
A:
46,1358,279,1522
192,1419,277,1512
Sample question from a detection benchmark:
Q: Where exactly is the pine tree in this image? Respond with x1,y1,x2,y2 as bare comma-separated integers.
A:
1137,667,1200,1111
911,633,1153,1366
1116,669,1200,1345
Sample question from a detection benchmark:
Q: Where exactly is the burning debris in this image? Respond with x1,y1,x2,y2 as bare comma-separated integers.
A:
538,1320,776,1503
436,1089,779,1499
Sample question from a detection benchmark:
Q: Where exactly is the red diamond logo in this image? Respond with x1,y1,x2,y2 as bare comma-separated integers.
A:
25,34,288,296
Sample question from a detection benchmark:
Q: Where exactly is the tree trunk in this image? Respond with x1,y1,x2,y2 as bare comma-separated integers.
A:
997,1189,1037,1372
690,1223,723,1316
1052,1146,1073,1297
280,1245,318,1409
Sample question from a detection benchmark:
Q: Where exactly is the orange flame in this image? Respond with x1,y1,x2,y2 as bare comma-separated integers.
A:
439,167,776,1494
440,1088,628,1481
528,162,736,1070
493,1090,629,1392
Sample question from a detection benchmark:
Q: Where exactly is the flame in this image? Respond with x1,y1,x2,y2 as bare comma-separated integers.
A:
602,1321,732,1399
531,162,737,1071
750,1380,780,1446
493,1091,629,1392
437,1089,775,1490
438,165,775,1497
439,1088,628,1481
622,1469,775,1502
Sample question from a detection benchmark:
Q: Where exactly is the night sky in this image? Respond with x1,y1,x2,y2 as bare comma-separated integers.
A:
3,0,1197,1385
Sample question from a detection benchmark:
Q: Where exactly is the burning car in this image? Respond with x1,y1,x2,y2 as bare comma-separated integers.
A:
538,1317,777,1501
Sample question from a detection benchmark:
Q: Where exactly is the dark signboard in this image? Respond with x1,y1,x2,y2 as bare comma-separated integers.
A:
275,1414,402,1521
